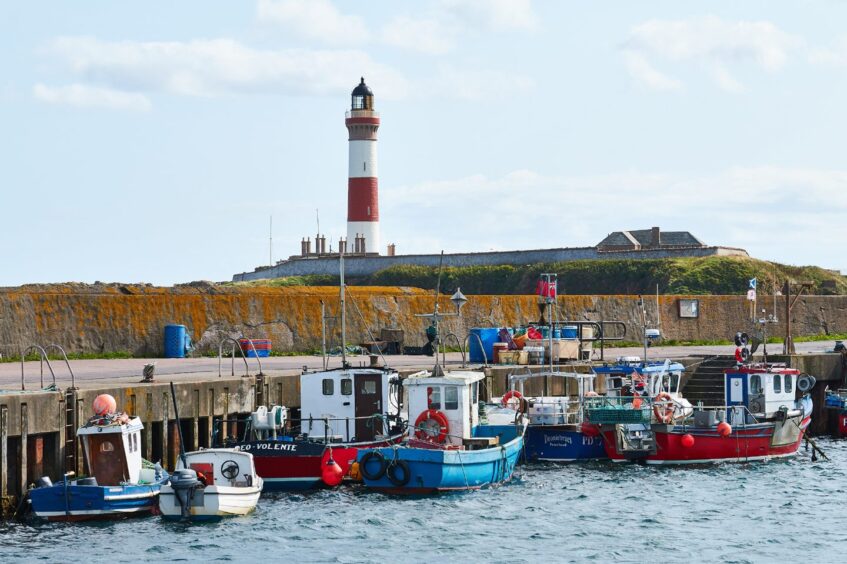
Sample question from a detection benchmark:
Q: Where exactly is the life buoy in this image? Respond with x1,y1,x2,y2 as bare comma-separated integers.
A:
414,409,450,443
652,392,676,423
386,460,411,487
360,450,387,481
501,390,524,408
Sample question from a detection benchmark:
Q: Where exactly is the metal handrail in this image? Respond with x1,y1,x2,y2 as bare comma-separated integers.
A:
217,337,251,378
463,333,488,367
20,344,57,391
443,332,465,367
239,337,264,374
44,343,76,389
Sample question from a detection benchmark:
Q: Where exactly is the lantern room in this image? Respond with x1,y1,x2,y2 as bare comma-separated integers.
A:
351,77,374,111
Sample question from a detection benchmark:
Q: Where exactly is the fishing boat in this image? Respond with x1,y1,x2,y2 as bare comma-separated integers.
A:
231,367,406,491
159,448,262,521
356,369,527,494
504,369,606,462
825,388,847,437
29,395,168,521
593,360,814,464
221,250,407,490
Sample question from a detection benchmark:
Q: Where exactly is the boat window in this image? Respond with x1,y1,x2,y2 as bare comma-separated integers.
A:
472,382,479,404
427,386,441,410
322,378,334,395
445,386,459,410
750,375,762,395
784,374,793,394
773,374,782,393
100,442,114,452
362,380,377,394
669,374,680,393
341,378,352,396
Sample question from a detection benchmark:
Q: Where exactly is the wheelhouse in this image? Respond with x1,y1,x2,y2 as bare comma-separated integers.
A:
405,370,483,447
77,416,144,486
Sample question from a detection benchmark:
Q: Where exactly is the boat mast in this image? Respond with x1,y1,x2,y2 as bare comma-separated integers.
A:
340,249,348,369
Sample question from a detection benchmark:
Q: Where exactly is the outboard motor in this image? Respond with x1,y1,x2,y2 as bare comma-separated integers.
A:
170,468,200,520
35,476,53,488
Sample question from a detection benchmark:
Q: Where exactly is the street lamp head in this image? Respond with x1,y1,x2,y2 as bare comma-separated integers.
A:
450,287,468,313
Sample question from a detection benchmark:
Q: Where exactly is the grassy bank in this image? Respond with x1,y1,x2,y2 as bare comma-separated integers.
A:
231,256,847,296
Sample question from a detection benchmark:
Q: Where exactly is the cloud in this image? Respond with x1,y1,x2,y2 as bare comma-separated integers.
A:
440,0,539,32
45,36,410,100
256,0,370,45
808,36,847,67
421,64,535,101
33,83,152,111
381,167,847,270
622,16,800,91
622,52,682,91
381,16,456,56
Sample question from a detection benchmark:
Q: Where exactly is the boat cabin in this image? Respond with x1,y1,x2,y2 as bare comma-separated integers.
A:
405,370,483,447
507,371,596,425
594,358,685,399
300,368,400,443
725,365,800,421
78,416,144,486
176,449,257,488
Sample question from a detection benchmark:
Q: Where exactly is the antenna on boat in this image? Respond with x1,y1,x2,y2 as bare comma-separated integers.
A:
340,248,348,369
169,381,189,470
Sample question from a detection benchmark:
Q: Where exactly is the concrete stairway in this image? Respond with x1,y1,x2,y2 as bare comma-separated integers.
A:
682,356,738,407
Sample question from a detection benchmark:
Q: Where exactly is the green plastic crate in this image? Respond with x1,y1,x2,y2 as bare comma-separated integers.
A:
586,407,652,424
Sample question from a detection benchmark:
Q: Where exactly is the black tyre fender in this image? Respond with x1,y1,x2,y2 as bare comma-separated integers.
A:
360,450,387,481
386,460,411,487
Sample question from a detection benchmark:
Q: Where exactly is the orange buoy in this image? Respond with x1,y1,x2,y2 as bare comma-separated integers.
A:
321,456,344,487
92,394,117,416
717,422,732,437
681,433,695,448
632,397,643,409
348,461,362,482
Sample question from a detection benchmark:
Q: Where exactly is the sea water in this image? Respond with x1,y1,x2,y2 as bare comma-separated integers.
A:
2,438,846,563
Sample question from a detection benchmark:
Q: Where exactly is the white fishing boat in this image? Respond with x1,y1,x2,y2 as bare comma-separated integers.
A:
159,448,262,521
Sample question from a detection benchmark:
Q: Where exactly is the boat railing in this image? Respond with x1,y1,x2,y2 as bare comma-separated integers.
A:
213,412,405,446
584,396,653,425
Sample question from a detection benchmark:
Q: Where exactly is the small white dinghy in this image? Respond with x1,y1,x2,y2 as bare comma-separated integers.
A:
159,448,263,521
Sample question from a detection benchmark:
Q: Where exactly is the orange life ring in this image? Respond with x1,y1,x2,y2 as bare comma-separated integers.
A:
414,409,449,443
501,390,524,408
652,392,675,423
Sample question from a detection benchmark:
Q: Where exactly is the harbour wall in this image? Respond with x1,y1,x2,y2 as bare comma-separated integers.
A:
1,284,846,357
233,246,748,281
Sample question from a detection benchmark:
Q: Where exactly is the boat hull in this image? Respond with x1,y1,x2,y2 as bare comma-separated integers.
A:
358,425,524,494
238,435,404,491
600,414,811,464
523,425,606,462
159,482,263,520
29,483,163,522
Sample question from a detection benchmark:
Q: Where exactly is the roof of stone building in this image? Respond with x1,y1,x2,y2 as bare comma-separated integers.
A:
597,229,705,248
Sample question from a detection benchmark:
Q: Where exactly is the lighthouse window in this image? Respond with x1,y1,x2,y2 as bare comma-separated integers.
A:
773,375,782,393
363,162,366,171
341,378,352,396
322,379,334,395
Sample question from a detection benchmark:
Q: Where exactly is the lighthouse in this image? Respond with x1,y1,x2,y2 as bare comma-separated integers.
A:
345,77,380,254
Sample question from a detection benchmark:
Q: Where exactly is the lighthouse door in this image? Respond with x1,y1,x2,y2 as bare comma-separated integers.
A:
354,373,383,441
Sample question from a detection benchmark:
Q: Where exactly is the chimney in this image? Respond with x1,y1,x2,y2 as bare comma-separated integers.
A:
305,237,312,255
301,238,307,257
387,243,395,257
339,237,347,255
650,227,661,248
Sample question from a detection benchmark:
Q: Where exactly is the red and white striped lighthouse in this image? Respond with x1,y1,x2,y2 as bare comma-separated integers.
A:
345,77,380,254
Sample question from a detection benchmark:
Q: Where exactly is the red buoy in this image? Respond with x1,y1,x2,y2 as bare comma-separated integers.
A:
632,397,643,410
321,456,344,487
717,422,732,437
92,394,117,416
580,422,600,438
681,433,695,448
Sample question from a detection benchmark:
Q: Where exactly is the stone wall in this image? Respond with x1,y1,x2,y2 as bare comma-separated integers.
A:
233,246,748,281
0,284,844,356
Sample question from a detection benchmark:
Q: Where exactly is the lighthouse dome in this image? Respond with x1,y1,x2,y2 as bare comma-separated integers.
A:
351,78,374,110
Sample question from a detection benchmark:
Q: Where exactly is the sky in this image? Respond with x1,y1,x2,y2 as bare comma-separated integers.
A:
2,0,846,286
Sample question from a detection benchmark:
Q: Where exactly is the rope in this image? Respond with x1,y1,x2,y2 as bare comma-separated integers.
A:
455,448,470,490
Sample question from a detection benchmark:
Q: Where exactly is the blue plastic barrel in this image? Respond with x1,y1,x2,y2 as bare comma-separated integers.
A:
562,325,578,339
553,329,561,339
164,324,187,358
469,328,499,363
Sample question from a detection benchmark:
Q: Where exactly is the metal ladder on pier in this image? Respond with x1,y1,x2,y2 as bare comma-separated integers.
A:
63,388,78,473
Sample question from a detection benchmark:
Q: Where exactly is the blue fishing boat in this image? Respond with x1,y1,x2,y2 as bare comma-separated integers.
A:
504,370,606,462
357,370,527,494
29,396,168,521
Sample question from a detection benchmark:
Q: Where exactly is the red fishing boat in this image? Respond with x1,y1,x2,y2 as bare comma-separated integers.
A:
593,362,814,464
